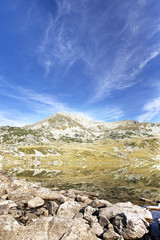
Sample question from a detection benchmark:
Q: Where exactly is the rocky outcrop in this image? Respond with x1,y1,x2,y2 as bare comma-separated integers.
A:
0,172,153,240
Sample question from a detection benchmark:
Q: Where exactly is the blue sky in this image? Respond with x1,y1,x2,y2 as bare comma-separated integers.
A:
0,0,160,126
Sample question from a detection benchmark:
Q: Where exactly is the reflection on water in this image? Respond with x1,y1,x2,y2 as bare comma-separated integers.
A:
0,144,160,204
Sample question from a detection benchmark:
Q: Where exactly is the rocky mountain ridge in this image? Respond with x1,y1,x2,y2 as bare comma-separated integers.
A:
0,112,160,145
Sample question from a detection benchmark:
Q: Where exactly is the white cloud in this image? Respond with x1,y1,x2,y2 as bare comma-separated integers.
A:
36,0,160,102
13,87,123,122
0,80,123,126
137,97,160,122
4,87,72,115
91,37,160,102
38,15,54,53
139,49,160,71
91,108,123,122
0,114,21,126
0,111,35,127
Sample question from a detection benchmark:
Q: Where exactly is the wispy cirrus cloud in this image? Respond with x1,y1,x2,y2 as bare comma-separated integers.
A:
1,0,159,125
18,88,123,123
91,4,160,101
0,111,36,127
0,84,72,115
137,97,160,122
89,107,123,122
36,0,160,103
0,78,123,126
0,113,23,126
139,49,160,71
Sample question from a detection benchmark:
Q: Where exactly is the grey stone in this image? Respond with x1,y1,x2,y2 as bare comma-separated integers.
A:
99,215,110,227
36,208,45,216
73,212,84,219
0,200,17,209
47,201,59,215
90,215,98,223
8,188,31,201
57,201,81,219
76,195,92,204
103,228,120,240
56,194,68,203
91,199,112,208
83,206,97,220
28,197,44,208
91,222,104,237
0,201,9,215
0,182,7,197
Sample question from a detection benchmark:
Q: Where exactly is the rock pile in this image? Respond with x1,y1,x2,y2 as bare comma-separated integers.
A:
0,171,153,240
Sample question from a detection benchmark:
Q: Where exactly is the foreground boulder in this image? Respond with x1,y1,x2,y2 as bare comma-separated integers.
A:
99,202,152,221
112,212,149,239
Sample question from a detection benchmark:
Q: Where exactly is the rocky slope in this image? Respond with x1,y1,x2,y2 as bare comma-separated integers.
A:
0,171,155,240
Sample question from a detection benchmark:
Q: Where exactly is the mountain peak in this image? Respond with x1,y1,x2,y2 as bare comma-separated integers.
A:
53,112,93,121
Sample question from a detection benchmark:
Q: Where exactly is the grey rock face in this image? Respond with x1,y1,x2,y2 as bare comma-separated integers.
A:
99,202,151,239
112,212,149,239
103,229,120,240
83,205,97,221
0,182,8,198
47,201,59,215
0,201,9,215
99,215,110,227
57,201,81,219
90,222,103,237
48,217,99,240
0,200,17,209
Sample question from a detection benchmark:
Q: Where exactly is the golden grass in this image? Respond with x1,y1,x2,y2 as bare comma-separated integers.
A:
0,137,160,202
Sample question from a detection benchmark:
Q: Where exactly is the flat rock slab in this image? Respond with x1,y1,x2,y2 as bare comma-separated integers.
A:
28,197,44,208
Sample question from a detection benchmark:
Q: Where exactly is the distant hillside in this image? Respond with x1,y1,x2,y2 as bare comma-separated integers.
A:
0,112,160,145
